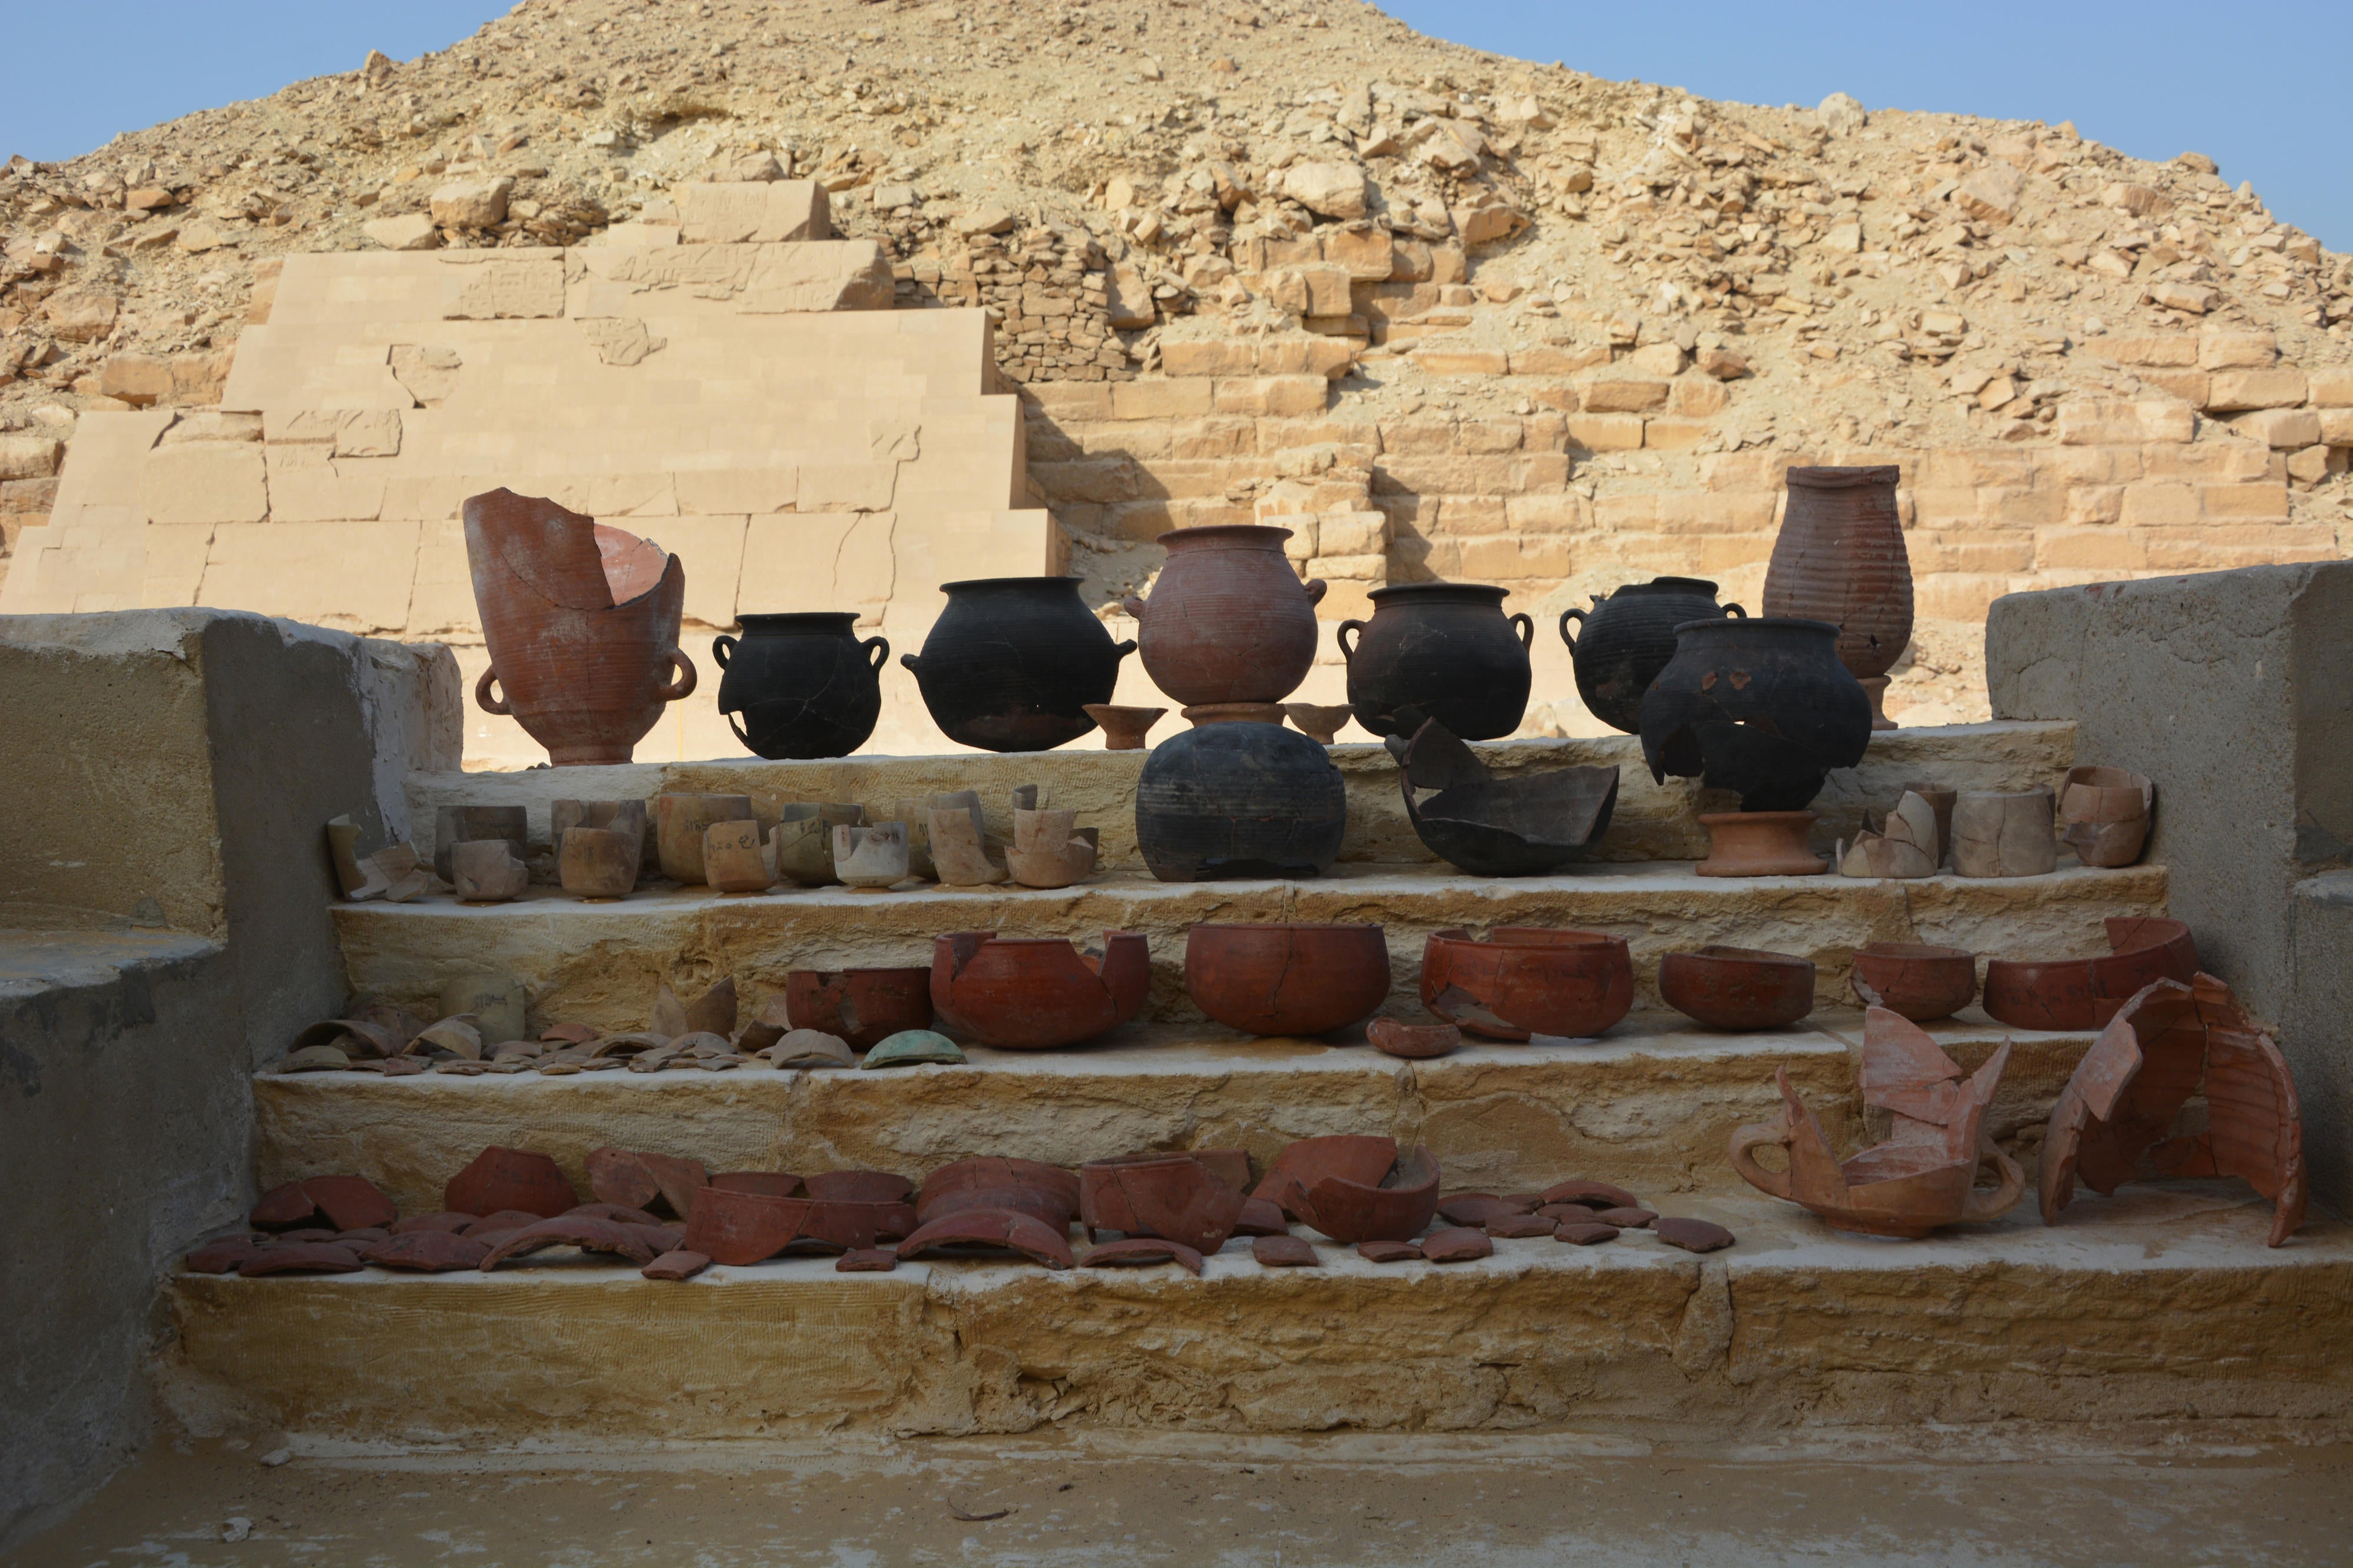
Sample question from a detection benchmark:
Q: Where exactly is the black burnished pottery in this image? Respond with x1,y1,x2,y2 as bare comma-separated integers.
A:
714,613,886,759
901,576,1135,752
1337,582,1533,740
1136,721,1347,881
1385,713,1619,877
1638,617,1872,812
1559,576,1744,735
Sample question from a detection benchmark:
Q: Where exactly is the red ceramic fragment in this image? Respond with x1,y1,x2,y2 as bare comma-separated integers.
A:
1251,1235,1320,1267
1421,926,1636,1040
335,1227,392,1246
631,1223,686,1255
1368,1017,1464,1059
1234,1198,1289,1237
894,1209,1075,1269
1079,1155,1247,1253
362,1232,490,1272
1654,1217,1735,1253
1486,1213,1560,1239
249,1182,318,1230
1659,946,1817,1031
1249,1135,1398,1218
1420,1227,1494,1263
1435,1194,1534,1227
444,1146,578,1219
185,1238,263,1273
278,1228,339,1244
802,1170,916,1205
785,967,934,1052
565,1202,664,1227
1594,1206,1657,1229
836,1247,899,1273
795,1200,919,1252
631,1152,711,1216
1295,1146,1442,1245
390,1212,475,1235
706,1171,801,1201
1982,917,2200,1032
642,1249,712,1281
1188,1148,1255,1193
585,1147,663,1212
1539,1179,1641,1210
1849,942,1978,1022
682,1189,810,1266
307,1176,397,1232
480,1215,658,1270
920,1185,1074,1232
238,1242,364,1276
1555,1221,1621,1245
1084,1237,1206,1275
1356,1239,1422,1263
930,930,1152,1049
1184,923,1392,1036
460,1209,547,1237
918,1157,1081,1223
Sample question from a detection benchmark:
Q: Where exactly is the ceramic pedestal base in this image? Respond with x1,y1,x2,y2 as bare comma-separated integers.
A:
1697,811,1827,877
1081,703,1166,750
1184,702,1288,727
1859,676,1897,730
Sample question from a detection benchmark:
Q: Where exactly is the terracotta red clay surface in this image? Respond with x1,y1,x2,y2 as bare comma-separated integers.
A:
1436,1195,1535,1227
1356,1240,1422,1263
706,1172,802,1200
802,1170,916,1205
1851,942,1979,1022
1982,917,2201,1032
796,1200,920,1252
479,1215,658,1270
1555,1221,1622,1245
362,1232,491,1272
1252,1235,1320,1267
294,1175,395,1232
445,1147,579,1219
1083,1237,1208,1274
276,1227,338,1244
1234,1198,1289,1236
835,1247,899,1272
1295,1146,1442,1245
1539,1179,1642,1210
894,1210,1076,1269
335,1227,393,1247
1420,926,1635,1041
1183,923,1391,1037
389,1212,476,1235
1123,523,1325,707
1659,946,1817,1030
2042,973,2308,1247
184,1238,263,1273
1762,465,1912,685
238,1242,364,1276
785,968,934,1052
1486,1213,1561,1239
1079,1155,1247,1252
565,1202,664,1227
920,1185,1072,1232
1420,1227,1495,1263
1595,1207,1659,1229
248,1182,318,1230
681,1189,810,1266
1694,810,1828,876
458,1209,544,1237
585,1147,662,1212
642,1249,712,1280
930,930,1151,1049
1654,1217,1736,1253
918,1157,1081,1222
1731,1008,2022,1239
1251,1135,1399,1217
1368,1017,1464,1059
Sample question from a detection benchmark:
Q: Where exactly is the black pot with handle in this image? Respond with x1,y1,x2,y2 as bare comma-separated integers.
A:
1559,576,1744,735
714,612,888,760
901,576,1135,752
1337,582,1533,740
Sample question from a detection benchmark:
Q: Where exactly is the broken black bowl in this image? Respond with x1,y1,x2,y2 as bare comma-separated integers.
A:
1387,714,1618,876
1636,617,1872,812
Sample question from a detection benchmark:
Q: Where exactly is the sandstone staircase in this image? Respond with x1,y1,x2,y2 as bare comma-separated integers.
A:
163,718,2353,1451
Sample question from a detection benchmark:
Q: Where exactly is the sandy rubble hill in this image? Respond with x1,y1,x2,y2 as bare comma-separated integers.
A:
2,0,2346,725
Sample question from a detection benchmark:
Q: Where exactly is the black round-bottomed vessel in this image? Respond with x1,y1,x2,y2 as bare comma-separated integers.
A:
1559,576,1743,735
1336,581,1533,740
1136,720,1347,881
901,576,1135,752
713,612,887,759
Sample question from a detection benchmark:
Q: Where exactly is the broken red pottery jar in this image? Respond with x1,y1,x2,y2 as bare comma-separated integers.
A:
1421,926,1635,1041
929,931,1151,1049
1981,916,2199,1032
301,1174,396,1232
785,968,934,1053
681,1188,811,1266
2041,972,2307,1247
238,1242,364,1276
1122,523,1327,708
480,1215,658,1270
362,1232,491,1272
1292,1146,1442,1245
1849,942,1978,1022
918,1157,1082,1223
1659,946,1816,1031
894,1210,1075,1269
795,1200,920,1252
1084,1237,1207,1274
1183,923,1391,1037
444,1147,579,1219
462,488,696,766
1251,1135,1401,1219
1079,1155,1247,1253
802,1170,915,1205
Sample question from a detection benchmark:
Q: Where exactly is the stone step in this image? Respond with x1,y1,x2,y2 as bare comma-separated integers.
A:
166,1182,2351,1447
253,1013,2088,1209
404,720,2078,873
332,859,2168,1032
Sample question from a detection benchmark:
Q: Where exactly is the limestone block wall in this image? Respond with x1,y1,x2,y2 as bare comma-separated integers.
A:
2,184,1055,767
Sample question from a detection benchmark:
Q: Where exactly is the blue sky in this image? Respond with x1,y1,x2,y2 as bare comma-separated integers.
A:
5,1,2345,249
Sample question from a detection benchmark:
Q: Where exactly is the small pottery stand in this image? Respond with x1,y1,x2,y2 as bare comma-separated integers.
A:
1282,703,1356,745
1184,701,1288,726
1696,810,1826,876
1858,676,1896,730
1082,703,1165,751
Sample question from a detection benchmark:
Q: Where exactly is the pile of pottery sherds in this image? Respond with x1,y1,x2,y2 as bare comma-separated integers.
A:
186,1140,1738,1283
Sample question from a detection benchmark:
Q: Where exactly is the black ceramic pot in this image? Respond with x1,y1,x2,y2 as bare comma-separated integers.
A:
1136,721,1347,881
713,613,886,760
1637,617,1872,812
1337,582,1533,740
901,577,1135,752
1559,577,1744,735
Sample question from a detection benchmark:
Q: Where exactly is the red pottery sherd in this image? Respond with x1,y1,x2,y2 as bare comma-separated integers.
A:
1123,523,1327,706
1294,1146,1442,1245
301,1174,396,1232
1851,942,1978,1022
1084,1237,1207,1274
1079,1155,1247,1253
362,1232,491,1272
238,1242,364,1276
444,1147,579,1219
462,488,697,766
1252,1235,1320,1267
1368,1017,1464,1059
930,931,1151,1049
1420,1227,1494,1263
682,1188,809,1266
249,1182,318,1230
785,968,934,1052
1421,926,1635,1041
1981,916,2199,1032
919,1157,1081,1222
1659,946,1817,1031
644,1249,713,1280
1183,923,1391,1037
1250,1135,1399,1217
479,1215,658,1270
802,1170,915,1205
894,1210,1076,1269
1540,1179,1641,1210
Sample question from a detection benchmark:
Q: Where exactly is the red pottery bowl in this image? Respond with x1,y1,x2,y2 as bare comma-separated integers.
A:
1421,926,1634,1040
1658,946,1816,1030
1850,942,1977,1021
1981,917,2197,1032
1184,923,1391,1036
930,931,1150,1049
785,967,932,1052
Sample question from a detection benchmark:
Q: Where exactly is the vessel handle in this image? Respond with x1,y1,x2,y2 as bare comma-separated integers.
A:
1301,578,1328,606
899,653,922,674
1726,1116,1794,1200
1961,1132,2027,1223
711,634,735,670
861,635,890,671
1509,611,1534,650
655,646,698,702
473,665,512,716
1558,606,1585,653
1723,602,1748,619
1335,619,1365,663
1119,593,1148,621
1111,638,1138,664
726,711,755,752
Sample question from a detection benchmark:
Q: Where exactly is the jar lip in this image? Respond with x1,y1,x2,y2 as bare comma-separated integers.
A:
1671,615,1838,637
1785,463,1902,488
939,574,1085,592
1369,580,1509,602
1155,523,1293,547
1615,576,1719,595
1187,921,1386,935
734,610,861,628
